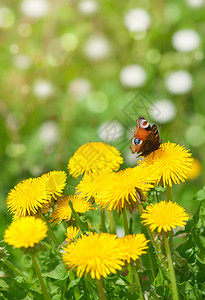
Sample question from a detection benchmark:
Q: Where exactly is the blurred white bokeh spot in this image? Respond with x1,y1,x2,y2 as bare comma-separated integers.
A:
6,143,26,158
39,121,59,145
146,49,161,64
68,78,92,101
9,44,19,54
21,0,49,18
13,54,31,70
186,125,205,147
98,120,124,142
125,150,141,166
150,100,176,123
33,80,54,98
18,22,32,37
124,8,151,33
172,29,200,52
0,7,15,28
78,0,98,15
83,35,111,61
60,33,78,52
186,0,205,8
120,65,147,88
165,70,193,94
116,226,125,238
86,91,108,113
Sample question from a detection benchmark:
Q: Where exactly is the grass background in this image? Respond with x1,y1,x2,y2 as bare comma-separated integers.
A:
1,0,205,238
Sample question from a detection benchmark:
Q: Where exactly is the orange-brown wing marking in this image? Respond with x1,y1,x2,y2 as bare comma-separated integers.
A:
134,126,151,140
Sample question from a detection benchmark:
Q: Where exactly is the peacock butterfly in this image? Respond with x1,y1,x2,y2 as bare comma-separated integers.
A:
130,116,162,157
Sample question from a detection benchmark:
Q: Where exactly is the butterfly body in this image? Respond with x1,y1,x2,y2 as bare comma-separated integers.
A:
130,116,162,157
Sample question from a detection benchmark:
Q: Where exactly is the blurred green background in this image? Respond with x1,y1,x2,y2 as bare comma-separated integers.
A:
1,0,205,234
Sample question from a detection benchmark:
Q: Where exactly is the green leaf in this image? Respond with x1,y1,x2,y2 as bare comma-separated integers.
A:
47,263,69,280
195,186,205,201
154,269,164,287
67,278,81,291
0,279,9,290
195,236,205,264
69,200,90,233
184,203,201,232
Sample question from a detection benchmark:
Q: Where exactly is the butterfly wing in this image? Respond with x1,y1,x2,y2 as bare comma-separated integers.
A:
130,117,151,153
138,124,161,157
130,117,162,157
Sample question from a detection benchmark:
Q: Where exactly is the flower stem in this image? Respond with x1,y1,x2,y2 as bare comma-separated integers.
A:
60,277,67,300
31,253,51,300
105,209,116,234
137,202,167,270
122,209,129,235
96,278,106,300
101,210,106,233
2,258,30,282
41,214,59,246
166,184,173,202
122,209,134,284
163,233,179,300
69,271,80,300
147,248,155,280
131,261,144,300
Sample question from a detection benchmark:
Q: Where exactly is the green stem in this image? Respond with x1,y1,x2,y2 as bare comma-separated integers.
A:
166,184,173,202
163,233,179,300
2,258,30,281
147,248,155,280
137,202,167,270
69,271,80,300
105,209,116,234
101,210,106,233
96,278,106,300
122,209,129,235
131,261,144,300
31,253,51,300
122,209,134,284
41,214,59,246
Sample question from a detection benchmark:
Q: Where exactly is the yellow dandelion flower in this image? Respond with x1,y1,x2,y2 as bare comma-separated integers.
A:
40,200,54,214
96,166,157,213
62,232,125,279
4,217,48,248
7,177,50,217
66,226,80,243
187,158,201,180
50,195,92,224
76,170,111,201
41,170,67,199
119,234,149,263
68,142,123,178
139,142,193,187
141,201,189,232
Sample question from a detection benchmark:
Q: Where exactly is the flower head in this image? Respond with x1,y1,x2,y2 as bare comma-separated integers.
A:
139,142,193,187
50,195,92,224
187,158,201,180
7,177,50,217
76,170,111,201
96,166,157,213
4,217,48,248
119,234,149,263
42,170,67,199
141,201,189,232
68,142,123,178
65,226,80,243
62,232,125,279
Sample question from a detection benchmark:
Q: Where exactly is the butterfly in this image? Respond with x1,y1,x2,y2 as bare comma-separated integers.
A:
130,116,162,157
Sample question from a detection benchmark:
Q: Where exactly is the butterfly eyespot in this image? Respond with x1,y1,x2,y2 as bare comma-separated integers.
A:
132,138,143,145
139,118,150,129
